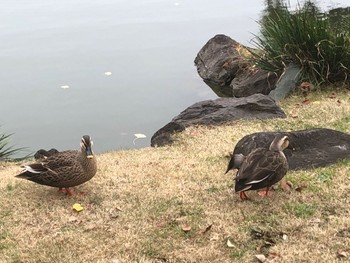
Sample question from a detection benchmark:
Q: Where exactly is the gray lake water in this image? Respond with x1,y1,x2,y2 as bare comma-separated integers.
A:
1,0,348,155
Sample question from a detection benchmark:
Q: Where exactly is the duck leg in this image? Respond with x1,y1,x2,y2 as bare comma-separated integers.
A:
257,187,273,197
57,187,73,196
58,188,65,194
239,191,249,200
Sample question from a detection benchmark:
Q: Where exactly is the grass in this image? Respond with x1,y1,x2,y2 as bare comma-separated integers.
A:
252,1,350,85
1,89,350,262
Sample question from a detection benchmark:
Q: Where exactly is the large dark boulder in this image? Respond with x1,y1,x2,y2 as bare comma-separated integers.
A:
151,94,286,147
172,94,286,126
194,34,280,98
151,122,185,147
231,69,278,97
194,34,249,97
232,128,350,170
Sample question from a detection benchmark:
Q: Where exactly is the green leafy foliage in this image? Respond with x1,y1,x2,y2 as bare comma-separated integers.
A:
252,1,350,86
0,132,26,161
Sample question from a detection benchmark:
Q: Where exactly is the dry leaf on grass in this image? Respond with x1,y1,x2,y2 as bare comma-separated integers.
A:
302,99,310,105
255,254,267,262
226,239,235,248
72,203,84,212
337,251,348,258
181,225,191,232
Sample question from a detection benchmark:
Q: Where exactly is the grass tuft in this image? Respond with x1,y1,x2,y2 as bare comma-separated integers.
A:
251,1,350,85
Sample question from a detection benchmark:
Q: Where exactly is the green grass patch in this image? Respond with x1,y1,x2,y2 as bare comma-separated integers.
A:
285,202,317,218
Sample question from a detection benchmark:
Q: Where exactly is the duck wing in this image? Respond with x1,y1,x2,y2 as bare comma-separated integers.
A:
235,148,287,192
16,150,81,186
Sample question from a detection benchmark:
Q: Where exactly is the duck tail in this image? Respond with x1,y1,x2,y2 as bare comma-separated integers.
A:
16,163,47,179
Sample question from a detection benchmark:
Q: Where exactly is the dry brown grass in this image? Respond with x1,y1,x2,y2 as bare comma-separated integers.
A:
1,89,350,263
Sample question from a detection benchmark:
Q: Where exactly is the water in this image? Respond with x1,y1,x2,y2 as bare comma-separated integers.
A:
0,0,348,155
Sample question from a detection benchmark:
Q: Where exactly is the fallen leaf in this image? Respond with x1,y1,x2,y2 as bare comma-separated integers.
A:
337,251,348,258
337,99,341,104
202,224,213,234
133,133,147,145
181,225,191,232
255,254,267,262
134,133,147,139
226,239,235,248
302,99,310,105
72,203,84,212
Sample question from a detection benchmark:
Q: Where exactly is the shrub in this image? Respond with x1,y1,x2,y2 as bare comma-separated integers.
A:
0,131,26,161
251,0,350,86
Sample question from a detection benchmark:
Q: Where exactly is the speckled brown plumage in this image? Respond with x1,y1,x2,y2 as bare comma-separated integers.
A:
230,135,289,200
16,135,97,195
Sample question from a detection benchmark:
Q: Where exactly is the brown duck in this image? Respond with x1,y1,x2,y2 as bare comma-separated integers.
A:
229,135,289,200
16,135,97,196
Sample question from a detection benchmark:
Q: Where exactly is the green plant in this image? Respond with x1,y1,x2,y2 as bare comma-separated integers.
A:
0,133,24,161
251,1,350,85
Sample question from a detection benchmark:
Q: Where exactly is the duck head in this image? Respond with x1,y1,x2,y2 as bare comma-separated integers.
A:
225,153,245,174
269,135,289,152
80,135,94,159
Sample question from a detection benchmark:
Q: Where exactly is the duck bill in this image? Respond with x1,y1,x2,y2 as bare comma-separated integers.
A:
85,147,94,159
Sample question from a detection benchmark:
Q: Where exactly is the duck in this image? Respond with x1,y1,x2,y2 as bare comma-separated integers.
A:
228,135,289,200
225,153,245,173
34,148,59,160
16,135,97,196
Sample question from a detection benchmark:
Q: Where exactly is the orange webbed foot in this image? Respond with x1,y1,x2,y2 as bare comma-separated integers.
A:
239,191,249,200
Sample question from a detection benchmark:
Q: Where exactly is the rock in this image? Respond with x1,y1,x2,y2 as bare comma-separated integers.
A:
231,68,278,97
194,34,284,98
232,128,350,170
151,122,185,147
194,34,249,97
172,94,286,126
151,94,286,147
